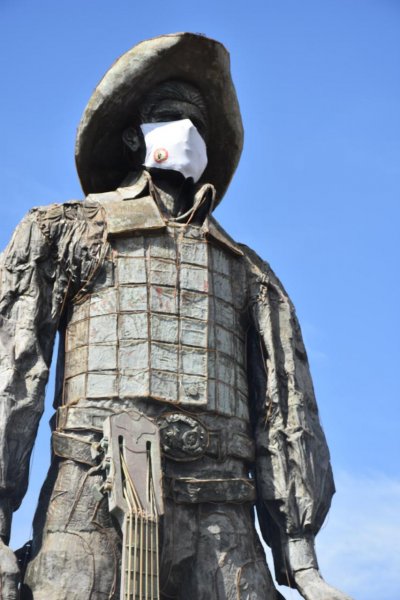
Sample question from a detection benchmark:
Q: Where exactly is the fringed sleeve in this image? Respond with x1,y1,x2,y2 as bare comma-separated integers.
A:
0,200,106,540
242,245,335,586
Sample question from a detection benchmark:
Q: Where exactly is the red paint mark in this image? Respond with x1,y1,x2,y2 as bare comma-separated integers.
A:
154,148,169,163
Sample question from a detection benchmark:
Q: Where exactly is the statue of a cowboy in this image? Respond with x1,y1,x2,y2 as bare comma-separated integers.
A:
0,33,352,600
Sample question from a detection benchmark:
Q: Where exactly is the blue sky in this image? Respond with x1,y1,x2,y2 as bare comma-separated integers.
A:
0,1,399,598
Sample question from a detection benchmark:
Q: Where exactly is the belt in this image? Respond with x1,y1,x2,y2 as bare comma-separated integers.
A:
52,430,256,504
55,406,255,463
157,412,255,463
56,405,114,433
52,431,98,467
165,476,256,504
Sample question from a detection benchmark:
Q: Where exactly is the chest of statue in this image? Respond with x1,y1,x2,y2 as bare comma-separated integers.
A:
62,221,249,420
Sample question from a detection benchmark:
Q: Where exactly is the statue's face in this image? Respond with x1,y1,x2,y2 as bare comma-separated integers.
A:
122,80,208,163
141,99,208,142
139,80,209,142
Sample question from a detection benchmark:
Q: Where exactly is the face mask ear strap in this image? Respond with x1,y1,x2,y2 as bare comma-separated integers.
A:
194,183,216,214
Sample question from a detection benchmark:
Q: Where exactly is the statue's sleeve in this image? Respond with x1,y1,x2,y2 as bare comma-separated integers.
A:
0,201,106,542
242,245,335,587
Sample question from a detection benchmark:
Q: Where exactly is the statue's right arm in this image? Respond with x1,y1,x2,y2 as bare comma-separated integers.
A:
0,210,62,545
0,201,107,546
0,209,63,598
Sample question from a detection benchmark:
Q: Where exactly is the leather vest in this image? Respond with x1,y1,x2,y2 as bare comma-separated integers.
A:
61,192,250,422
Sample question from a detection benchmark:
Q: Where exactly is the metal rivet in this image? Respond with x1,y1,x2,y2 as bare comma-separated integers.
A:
187,385,198,397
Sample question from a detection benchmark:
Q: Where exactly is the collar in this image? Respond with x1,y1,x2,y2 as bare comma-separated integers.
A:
89,170,243,257
118,169,151,199
119,169,215,225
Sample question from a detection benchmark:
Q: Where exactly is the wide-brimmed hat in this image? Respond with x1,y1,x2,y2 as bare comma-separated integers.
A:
75,33,243,205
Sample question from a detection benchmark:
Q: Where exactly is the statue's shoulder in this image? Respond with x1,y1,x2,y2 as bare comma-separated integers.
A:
207,216,244,257
28,197,106,243
207,218,275,278
31,196,103,222
206,221,291,302
234,238,291,302
235,240,272,273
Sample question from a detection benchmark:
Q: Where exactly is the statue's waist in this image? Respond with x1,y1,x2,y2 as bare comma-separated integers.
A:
54,403,255,465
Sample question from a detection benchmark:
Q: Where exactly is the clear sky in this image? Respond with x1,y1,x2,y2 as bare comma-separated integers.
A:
0,1,399,599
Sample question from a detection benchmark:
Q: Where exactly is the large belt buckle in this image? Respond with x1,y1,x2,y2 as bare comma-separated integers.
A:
157,413,209,461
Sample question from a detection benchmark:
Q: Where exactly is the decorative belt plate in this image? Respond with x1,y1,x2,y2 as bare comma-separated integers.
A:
157,413,209,461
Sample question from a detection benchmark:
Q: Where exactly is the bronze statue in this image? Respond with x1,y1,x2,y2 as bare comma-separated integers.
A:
0,33,352,599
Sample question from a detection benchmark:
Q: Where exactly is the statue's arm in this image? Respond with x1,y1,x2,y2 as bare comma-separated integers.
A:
0,210,62,543
242,245,352,600
0,209,66,598
0,200,107,544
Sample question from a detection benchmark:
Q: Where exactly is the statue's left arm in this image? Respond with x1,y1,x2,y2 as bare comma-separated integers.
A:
242,245,352,600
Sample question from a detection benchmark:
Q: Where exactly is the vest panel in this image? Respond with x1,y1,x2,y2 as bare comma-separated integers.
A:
63,225,250,421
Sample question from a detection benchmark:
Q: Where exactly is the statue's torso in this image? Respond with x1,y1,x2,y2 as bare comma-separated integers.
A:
62,222,250,422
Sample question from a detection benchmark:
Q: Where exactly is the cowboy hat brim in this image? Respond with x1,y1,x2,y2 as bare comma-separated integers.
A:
75,33,243,205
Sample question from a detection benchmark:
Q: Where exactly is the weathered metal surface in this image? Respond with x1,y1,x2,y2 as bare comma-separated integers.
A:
158,413,209,461
63,215,249,420
52,431,98,466
0,32,352,600
0,186,340,598
101,195,166,237
169,476,256,504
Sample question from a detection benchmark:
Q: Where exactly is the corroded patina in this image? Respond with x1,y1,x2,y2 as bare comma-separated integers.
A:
0,33,352,600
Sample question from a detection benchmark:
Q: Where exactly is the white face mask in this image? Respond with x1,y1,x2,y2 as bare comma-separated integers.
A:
140,119,208,183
